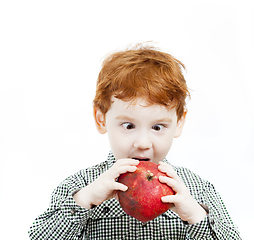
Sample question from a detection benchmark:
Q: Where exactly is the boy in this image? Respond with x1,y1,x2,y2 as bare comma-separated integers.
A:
29,44,241,239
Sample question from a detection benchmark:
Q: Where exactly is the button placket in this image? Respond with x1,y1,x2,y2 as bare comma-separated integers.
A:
141,222,148,227
70,208,76,215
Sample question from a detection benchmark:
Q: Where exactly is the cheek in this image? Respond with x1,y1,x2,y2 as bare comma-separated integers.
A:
107,131,132,159
157,141,173,154
154,134,174,154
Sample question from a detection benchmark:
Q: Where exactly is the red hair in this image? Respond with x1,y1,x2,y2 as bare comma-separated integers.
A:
93,45,190,120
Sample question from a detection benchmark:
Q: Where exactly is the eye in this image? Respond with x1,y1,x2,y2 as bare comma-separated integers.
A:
152,124,165,131
122,122,135,130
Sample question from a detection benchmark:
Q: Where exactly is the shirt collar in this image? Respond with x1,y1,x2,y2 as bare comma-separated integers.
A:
107,151,172,166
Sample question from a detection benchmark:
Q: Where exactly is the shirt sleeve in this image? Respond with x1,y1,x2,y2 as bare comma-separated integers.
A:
28,170,93,240
186,180,241,240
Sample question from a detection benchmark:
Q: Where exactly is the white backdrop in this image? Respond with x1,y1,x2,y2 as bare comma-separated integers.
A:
1,1,253,239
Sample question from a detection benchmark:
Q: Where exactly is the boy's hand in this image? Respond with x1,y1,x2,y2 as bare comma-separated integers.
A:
73,159,139,209
158,161,207,224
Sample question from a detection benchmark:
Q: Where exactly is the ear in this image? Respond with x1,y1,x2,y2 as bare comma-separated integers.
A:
174,111,187,138
93,107,107,134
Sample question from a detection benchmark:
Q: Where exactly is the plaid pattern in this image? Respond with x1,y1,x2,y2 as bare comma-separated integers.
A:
29,152,241,239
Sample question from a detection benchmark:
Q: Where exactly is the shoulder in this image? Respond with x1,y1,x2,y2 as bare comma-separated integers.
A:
167,162,216,198
163,159,206,185
53,153,116,196
82,153,116,183
174,165,205,186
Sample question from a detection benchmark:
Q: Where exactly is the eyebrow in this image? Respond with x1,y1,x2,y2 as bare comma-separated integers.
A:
155,118,173,123
115,115,135,121
115,115,172,123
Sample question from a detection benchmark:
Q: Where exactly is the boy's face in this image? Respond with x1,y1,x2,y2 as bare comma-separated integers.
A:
94,97,185,164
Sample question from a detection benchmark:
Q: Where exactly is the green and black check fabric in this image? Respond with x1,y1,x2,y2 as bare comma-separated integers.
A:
29,152,241,239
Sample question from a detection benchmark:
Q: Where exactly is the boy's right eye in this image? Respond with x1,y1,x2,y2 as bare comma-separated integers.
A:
121,122,135,130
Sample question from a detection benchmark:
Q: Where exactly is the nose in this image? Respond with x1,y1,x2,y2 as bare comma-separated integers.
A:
133,133,152,150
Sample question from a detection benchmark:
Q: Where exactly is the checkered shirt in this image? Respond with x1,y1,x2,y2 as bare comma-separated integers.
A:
29,152,241,239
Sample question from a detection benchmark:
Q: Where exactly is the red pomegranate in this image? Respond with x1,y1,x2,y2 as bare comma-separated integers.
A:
118,161,175,222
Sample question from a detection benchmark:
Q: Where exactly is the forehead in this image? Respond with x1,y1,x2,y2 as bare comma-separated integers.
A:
109,97,176,116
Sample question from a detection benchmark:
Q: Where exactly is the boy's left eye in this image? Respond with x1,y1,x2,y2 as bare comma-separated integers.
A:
152,124,165,131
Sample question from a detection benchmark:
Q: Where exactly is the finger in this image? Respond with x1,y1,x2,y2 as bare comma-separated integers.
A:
113,182,128,192
114,158,139,167
111,165,137,179
159,175,181,193
161,194,177,203
158,162,180,180
119,165,137,174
